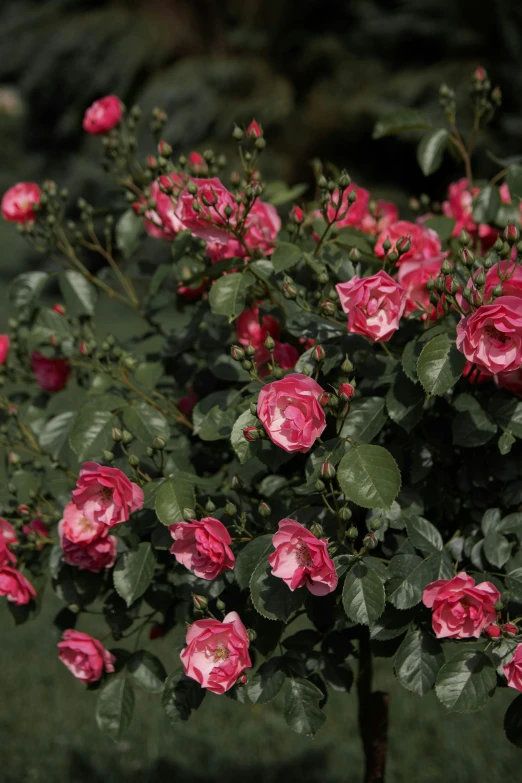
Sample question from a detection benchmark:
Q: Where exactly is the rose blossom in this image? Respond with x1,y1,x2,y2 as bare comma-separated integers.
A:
243,200,281,254
422,572,500,639
397,256,444,317
326,184,370,230
61,502,106,544
268,518,338,596
59,521,117,573
31,351,71,392
257,373,326,453
71,462,144,528
0,335,9,365
236,305,280,349
338,382,355,400
180,611,251,694
360,200,399,236
175,177,238,243
503,644,522,692
456,296,522,374
1,182,41,223
0,518,17,547
0,566,36,605
484,261,522,302
134,173,186,240
168,517,234,580
336,271,406,342
82,95,122,135
0,536,16,567
255,342,300,374
57,630,116,683
374,220,441,264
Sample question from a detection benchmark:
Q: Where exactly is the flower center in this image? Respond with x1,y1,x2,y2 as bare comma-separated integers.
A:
99,487,113,505
210,644,230,662
485,324,508,343
296,542,312,568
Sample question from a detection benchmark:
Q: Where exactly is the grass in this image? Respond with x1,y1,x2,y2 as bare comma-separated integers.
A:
1,591,522,783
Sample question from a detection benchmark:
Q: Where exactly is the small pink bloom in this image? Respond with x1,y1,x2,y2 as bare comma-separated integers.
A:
72,462,144,528
268,518,338,596
291,205,304,223
422,572,500,639
374,220,441,264
175,177,238,244
169,517,234,580
0,335,9,365
243,200,281,254
243,426,259,442
0,518,17,547
442,178,479,237
257,373,327,453
206,237,245,263
484,624,501,639
397,256,445,318
31,351,71,392
180,611,251,694
58,521,117,573
484,261,522,302
57,629,115,683
338,382,354,400
1,182,40,223
188,151,208,175
82,95,122,135
236,305,280,349
503,623,519,636
255,342,300,376
336,271,406,342
61,502,106,544
456,296,522,374
504,644,522,691
247,120,263,139
0,566,36,604
134,173,186,241
0,536,16,567
22,518,49,549
52,304,66,315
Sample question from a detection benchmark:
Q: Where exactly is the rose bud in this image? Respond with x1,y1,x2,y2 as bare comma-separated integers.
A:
312,345,325,362
338,382,355,401
193,594,209,611
243,426,259,442
157,140,172,157
503,623,518,636
247,120,263,139
484,624,502,639
291,206,304,224
318,391,330,408
321,461,336,480
52,304,66,316
82,95,122,135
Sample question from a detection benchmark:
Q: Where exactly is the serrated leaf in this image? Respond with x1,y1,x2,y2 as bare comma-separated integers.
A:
247,657,286,704
505,568,522,602
96,677,135,740
386,372,424,432
234,534,273,590
250,558,304,622
9,271,48,313
373,108,432,139
59,270,97,316
395,628,444,695
472,185,500,224
417,129,449,176
417,334,466,396
272,242,304,273
483,532,512,569
162,666,205,723
452,395,497,447
116,209,142,260
127,650,167,693
286,312,345,341
155,477,195,526
435,650,496,713
493,399,522,439
208,272,254,318
39,411,76,461
69,406,117,461
387,552,452,610
337,445,401,509
342,558,385,625
284,678,326,737
113,543,156,607
123,400,170,444
406,516,443,554
341,397,387,443
499,430,516,455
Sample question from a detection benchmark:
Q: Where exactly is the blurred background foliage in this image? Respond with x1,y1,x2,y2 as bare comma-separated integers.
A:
3,1,522,780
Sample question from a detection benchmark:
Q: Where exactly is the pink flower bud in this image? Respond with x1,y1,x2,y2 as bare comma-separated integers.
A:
157,140,172,156
484,624,501,639
17,505,30,517
291,206,304,224
338,382,355,401
312,345,325,362
147,155,158,169
247,120,263,139
0,334,9,365
82,95,122,135
474,66,486,82
243,426,259,442
503,623,518,636
52,304,66,316
188,151,207,175
80,342,87,355
318,392,329,408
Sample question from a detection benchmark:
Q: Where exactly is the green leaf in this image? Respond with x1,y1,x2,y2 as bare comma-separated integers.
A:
231,409,258,465
387,552,452,610
370,605,418,641
373,108,432,139
284,678,327,737
208,272,254,318
272,242,304,273
499,430,516,455
422,216,457,242
250,558,304,622
386,372,424,433
116,209,143,260
483,532,512,568
69,405,117,461
340,397,387,443
394,628,444,695
507,165,522,201
9,271,48,313
235,534,273,591
127,651,167,693
263,181,308,206
113,543,156,607
505,694,522,748
472,185,500,224
481,508,502,535
452,395,497,447
247,657,286,705
435,650,496,713
493,399,522,439
123,400,170,445
406,516,443,554
155,477,195,526
342,558,385,625
59,270,97,316
286,312,345,341
506,568,522,602
162,666,205,723
337,445,401,509
39,411,75,461
417,129,449,176
96,677,135,740
402,339,423,383
417,334,466,396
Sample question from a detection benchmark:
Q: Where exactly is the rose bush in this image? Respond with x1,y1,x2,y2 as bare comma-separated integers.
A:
4,69,522,780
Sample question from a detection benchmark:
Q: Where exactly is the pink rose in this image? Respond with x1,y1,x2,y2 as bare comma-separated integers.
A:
336,270,406,342
338,382,355,400
61,502,106,544
422,572,500,639
360,200,399,236
268,518,338,596
206,237,245,263
72,462,144,528
442,178,511,249
0,566,36,605
397,256,445,318
134,173,186,240
326,184,370,230
59,521,117,573
2,182,41,223
188,151,208,175
374,220,441,265
504,644,522,692
180,611,251,694
243,200,281,254
257,373,327,453
236,305,280,349
57,629,116,683
31,351,71,392
168,517,234,580
0,518,17,547
255,342,300,375
0,335,9,365
175,177,238,244
456,296,522,374
82,95,122,135
0,536,16,567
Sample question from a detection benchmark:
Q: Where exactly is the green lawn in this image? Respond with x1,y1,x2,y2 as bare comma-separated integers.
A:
1,592,521,783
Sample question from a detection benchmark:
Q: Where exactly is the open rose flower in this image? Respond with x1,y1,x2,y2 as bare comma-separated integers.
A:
31,352,71,392
374,220,441,264
257,373,326,453
456,296,522,374
0,518,17,547
336,271,406,342
268,518,338,596
2,182,41,223
442,178,509,249
175,177,238,244
397,256,445,318
134,173,186,240
82,95,122,135
61,502,106,544
0,566,36,605
180,611,251,694
59,521,117,573
243,200,281,254
422,572,500,639
503,644,522,692
236,305,280,349
72,462,144,528
168,517,234,580
57,630,115,683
